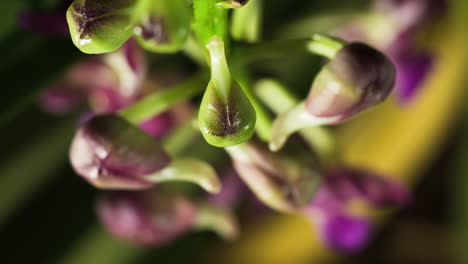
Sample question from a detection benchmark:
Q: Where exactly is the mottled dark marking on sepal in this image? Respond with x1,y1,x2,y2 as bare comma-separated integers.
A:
134,16,170,45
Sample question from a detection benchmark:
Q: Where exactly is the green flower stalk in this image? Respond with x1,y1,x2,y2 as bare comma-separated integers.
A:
193,0,229,48
198,36,256,147
131,0,191,53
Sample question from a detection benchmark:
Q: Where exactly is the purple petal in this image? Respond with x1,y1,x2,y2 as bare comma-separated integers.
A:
208,169,246,208
18,10,69,36
138,112,174,139
309,168,410,217
322,214,372,253
394,52,433,102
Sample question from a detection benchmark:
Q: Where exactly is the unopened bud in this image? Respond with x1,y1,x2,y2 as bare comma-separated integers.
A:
70,114,221,192
70,114,171,189
226,142,321,212
67,0,136,54
97,190,197,246
270,43,395,151
305,43,395,120
304,167,409,252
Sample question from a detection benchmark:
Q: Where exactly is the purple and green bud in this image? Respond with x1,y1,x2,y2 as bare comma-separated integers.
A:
132,0,191,53
304,167,409,252
70,114,221,192
270,42,395,151
96,190,197,246
198,36,256,147
67,0,136,54
40,58,117,114
226,141,321,212
97,189,239,246
40,39,146,114
305,43,395,119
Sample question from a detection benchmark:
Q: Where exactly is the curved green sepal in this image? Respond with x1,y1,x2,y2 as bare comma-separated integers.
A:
66,0,135,54
198,36,256,147
269,102,339,152
132,0,191,53
147,157,222,193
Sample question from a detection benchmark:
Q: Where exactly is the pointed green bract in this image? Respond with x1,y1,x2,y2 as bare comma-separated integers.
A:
198,36,256,147
132,0,191,53
67,0,135,54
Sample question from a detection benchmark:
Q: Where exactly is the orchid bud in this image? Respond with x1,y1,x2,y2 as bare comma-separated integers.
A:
70,114,221,192
303,167,409,252
97,190,197,246
70,114,171,189
305,43,395,119
67,0,136,54
226,142,321,212
40,58,117,114
198,36,256,147
131,0,191,53
270,43,395,151
90,39,147,113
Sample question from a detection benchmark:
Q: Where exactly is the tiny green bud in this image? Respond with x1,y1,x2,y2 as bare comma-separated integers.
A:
67,0,136,54
132,0,191,53
198,36,256,147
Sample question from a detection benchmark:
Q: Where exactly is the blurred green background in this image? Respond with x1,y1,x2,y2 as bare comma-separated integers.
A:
1,0,468,263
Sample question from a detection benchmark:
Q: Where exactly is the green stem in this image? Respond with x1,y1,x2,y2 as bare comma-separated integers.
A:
254,79,336,162
119,71,209,124
233,34,345,63
231,0,262,43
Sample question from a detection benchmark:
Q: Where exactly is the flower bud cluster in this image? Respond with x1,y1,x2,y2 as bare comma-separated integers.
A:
26,0,428,251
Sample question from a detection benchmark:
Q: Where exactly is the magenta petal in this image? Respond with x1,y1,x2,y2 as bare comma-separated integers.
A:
138,112,174,139
208,169,246,208
394,52,433,102
323,214,372,253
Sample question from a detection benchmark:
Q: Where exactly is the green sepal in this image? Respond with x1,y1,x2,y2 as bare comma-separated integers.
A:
66,0,135,54
198,36,256,147
199,79,256,147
